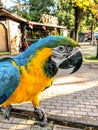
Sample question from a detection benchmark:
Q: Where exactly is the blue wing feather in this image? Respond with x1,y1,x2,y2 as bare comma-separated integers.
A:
0,61,20,104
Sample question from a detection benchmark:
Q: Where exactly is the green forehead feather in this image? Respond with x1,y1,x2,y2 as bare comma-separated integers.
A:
39,36,80,49
55,36,79,47
28,36,80,55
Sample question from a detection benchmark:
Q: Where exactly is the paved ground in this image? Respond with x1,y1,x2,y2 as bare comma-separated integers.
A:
0,44,98,130
80,43,96,58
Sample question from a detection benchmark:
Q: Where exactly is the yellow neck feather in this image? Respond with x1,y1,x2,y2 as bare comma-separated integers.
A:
27,48,52,75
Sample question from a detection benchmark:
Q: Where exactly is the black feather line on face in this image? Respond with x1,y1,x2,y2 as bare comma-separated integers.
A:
43,57,58,78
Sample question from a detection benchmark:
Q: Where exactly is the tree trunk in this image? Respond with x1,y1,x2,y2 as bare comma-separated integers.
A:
91,23,94,45
74,7,79,41
96,40,98,58
74,7,83,42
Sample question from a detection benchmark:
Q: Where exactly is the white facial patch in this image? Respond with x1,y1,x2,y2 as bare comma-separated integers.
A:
51,46,80,68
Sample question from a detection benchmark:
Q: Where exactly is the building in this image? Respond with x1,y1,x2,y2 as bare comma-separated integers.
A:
0,6,67,55
0,6,27,55
25,14,67,46
25,21,67,46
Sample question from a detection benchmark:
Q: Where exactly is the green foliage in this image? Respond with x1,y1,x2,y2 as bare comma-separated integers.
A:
9,0,55,21
85,56,98,61
29,0,55,21
54,0,74,29
56,0,98,41
9,0,30,17
8,0,98,40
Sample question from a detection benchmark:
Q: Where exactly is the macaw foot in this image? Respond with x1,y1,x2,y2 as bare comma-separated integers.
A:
34,107,47,127
1,105,12,120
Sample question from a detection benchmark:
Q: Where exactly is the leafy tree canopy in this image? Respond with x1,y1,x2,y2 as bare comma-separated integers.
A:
9,0,55,21
6,0,98,41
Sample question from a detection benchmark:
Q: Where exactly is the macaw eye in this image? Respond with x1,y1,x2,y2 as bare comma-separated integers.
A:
58,46,65,52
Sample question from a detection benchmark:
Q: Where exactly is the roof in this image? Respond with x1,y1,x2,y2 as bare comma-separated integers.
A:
0,8,27,22
0,7,66,29
29,21,67,29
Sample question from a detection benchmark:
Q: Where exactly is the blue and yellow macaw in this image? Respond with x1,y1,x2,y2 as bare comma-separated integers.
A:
0,36,82,126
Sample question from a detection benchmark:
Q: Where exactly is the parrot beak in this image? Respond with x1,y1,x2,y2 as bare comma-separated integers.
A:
58,50,82,73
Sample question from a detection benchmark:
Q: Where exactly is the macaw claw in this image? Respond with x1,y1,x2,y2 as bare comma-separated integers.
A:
1,105,12,120
34,107,47,127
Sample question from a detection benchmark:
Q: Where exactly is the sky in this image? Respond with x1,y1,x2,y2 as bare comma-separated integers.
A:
2,0,15,8
2,0,27,9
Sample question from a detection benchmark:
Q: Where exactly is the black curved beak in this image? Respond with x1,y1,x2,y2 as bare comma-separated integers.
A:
59,51,82,73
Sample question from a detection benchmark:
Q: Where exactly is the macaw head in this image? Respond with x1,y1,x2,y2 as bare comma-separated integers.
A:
38,36,83,74
15,35,82,74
